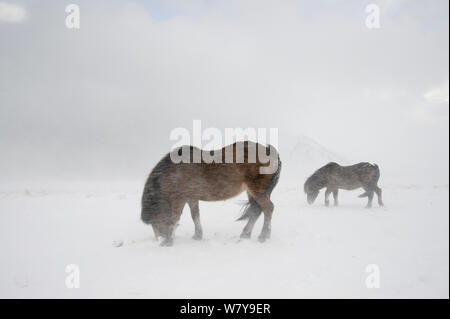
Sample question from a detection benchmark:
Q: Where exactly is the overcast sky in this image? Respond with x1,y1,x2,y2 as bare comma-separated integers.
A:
0,0,448,184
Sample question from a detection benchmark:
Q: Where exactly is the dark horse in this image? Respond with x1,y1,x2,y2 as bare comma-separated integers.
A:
141,141,282,246
304,162,383,208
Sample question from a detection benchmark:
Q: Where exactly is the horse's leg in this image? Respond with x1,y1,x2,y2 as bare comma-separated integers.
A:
151,225,160,240
240,195,262,239
161,200,186,247
361,183,375,209
375,186,384,206
160,224,175,247
255,196,274,243
332,189,339,206
324,188,331,207
188,200,203,240
240,217,259,239
366,191,374,209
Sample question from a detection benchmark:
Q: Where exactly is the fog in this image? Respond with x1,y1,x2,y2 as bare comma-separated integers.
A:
0,1,448,299
1,0,448,185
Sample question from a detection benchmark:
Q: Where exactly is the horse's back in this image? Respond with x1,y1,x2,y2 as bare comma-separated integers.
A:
161,142,280,202
328,162,379,189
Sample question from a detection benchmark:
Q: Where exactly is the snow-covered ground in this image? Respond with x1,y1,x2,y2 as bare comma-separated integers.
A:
0,180,448,298
1,0,448,300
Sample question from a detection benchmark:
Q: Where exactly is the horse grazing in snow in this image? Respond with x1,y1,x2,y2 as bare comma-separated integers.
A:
141,141,282,246
304,162,383,208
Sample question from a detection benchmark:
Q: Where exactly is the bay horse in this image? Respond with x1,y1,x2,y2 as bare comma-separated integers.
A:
304,162,383,208
141,141,282,246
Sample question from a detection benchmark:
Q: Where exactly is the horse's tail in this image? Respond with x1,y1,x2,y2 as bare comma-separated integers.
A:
261,153,282,198
373,163,380,180
237,152,282,221
358,192,369,198
236,198,262,221
359,163,380,198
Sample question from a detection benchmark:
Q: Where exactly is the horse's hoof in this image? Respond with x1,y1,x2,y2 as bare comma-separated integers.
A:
192,234,203,240
258,236,267,243
240,233,251,239
325,201,330,207
160,239,173,247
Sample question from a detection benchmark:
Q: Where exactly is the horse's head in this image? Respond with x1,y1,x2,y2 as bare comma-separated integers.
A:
304,176,320,205
151,222,169,240
142,202,175,240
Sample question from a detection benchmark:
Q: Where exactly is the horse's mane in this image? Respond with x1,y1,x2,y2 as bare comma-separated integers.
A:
141,152,173,224
304,162,339,191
